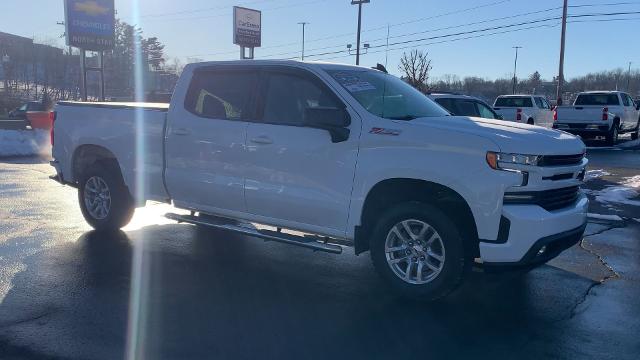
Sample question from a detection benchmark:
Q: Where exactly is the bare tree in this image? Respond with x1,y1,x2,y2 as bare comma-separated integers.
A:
398,50,432,92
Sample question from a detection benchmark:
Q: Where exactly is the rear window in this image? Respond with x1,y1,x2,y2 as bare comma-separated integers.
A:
494,97,533,107
574,93,620,106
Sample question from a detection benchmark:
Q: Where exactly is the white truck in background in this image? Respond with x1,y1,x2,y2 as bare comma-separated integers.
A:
50,60,589,301
493,95,554,128
553,91,640,145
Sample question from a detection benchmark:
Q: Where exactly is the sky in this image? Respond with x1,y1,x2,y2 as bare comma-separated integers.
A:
2,0,640,81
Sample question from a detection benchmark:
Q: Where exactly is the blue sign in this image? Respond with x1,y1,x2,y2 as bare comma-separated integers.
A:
64,0,115,51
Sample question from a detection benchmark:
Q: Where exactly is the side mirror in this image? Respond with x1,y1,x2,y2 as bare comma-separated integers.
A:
636,104,640,111
304,107,351,143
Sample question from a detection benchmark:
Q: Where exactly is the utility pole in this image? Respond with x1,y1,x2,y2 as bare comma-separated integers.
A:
627,61,632,91
512,46,522,94
351,0,370,66
297,22,308,61
556,0,568,104
384,24,390,68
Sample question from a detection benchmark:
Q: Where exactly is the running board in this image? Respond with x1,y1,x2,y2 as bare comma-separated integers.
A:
164,213,343,254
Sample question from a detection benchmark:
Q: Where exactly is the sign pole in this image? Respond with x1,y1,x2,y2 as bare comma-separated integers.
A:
80,49,87,101
99,51,105,101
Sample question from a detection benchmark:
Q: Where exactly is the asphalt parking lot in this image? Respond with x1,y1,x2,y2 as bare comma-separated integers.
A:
0,145,639,359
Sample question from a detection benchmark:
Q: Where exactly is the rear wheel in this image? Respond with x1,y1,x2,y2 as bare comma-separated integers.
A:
78,163,134,231
527,118,534,125
605,123,619,146
370,202,468,301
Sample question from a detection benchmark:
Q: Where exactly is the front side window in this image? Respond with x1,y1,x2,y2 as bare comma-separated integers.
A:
434,98,455,114
454,100,479,117
476,101,498,119
262,72,341,126
327,69,449,120
185,70,257,120
621,94,631,106
534,97,544,108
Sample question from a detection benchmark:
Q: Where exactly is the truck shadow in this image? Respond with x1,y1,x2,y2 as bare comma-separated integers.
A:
0,224,596,359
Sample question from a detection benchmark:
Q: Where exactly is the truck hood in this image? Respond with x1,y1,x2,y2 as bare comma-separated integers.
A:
411,116,585,155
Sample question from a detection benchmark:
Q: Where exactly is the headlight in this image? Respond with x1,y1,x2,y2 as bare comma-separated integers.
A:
486,151,540,170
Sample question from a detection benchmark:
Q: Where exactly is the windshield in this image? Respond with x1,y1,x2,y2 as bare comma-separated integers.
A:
574,93,620,106
326,69,449,120
494,97,533,107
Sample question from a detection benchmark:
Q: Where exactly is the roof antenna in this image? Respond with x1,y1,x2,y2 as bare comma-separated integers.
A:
372,63,388,73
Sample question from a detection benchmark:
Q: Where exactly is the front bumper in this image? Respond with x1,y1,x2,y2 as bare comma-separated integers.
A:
479,193,588,265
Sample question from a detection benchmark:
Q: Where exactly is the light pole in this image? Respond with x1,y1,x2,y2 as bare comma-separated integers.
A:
512,46,522,94
556,0,568,104
627,61,632,91
351,0,370,66
2,54,10,95
297,22,309,61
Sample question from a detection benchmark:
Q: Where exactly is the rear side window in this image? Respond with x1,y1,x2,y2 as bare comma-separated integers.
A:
621,94,631,106
494,97,533,107
261,72,341,126
476,101,497,119
185,70,257,120
574,93,620,106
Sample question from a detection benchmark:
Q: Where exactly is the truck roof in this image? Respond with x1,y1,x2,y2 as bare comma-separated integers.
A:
185,59,374,73
577,90,624,94
496,94,536,98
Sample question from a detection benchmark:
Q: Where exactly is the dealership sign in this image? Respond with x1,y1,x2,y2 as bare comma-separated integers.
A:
233,6,261,48
64,0,115,51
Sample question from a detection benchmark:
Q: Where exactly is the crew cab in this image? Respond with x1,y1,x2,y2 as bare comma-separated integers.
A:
493,95,554,127
50,60,588,300
553,91,640,145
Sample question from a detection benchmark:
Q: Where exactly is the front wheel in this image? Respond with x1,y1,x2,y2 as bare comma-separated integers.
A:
632,120,639,140
78,163,135,231
370,202,469,301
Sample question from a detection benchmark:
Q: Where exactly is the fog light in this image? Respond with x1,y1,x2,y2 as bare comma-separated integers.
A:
537,245,547,256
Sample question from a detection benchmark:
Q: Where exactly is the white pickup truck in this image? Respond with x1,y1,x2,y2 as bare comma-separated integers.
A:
493,95,554,128
553,91,640,145
50,60,588,300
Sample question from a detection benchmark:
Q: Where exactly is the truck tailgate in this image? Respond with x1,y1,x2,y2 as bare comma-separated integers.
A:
555,106,606,124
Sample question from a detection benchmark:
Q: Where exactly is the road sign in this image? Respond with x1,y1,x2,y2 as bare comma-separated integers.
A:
233,6,261,48
64,0,115,51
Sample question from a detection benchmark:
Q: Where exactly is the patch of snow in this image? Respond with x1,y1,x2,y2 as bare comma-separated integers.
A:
585,169,611,181
593,175,640,206
587,213,623,221
618,138,640,148
0,130,50,157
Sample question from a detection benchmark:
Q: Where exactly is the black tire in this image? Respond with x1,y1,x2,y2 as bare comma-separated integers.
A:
527,118,534,125
632,120,639,140
605,122,619,146
78,162,135,231
369,202,469,301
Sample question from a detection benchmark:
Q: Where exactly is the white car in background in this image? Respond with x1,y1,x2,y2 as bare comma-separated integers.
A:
493,95,554,128
428,93,502,120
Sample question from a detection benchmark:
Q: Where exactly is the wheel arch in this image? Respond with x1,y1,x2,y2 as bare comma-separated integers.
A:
355,178,479,257
71,144,122,185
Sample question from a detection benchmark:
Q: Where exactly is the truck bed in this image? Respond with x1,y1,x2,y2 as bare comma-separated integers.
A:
52,101,170,203
555,105,608,124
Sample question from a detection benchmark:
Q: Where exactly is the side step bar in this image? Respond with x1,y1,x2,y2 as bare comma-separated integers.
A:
165,213,343,254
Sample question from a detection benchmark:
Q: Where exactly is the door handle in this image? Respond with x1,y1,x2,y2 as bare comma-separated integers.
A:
250,136,273,144
173,128,191,136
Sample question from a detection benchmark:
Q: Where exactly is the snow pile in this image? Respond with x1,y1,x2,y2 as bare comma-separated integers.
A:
593,175,640,206
587,213,623,221
585,169,611,181
618,138,640,149
0,130,50,157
